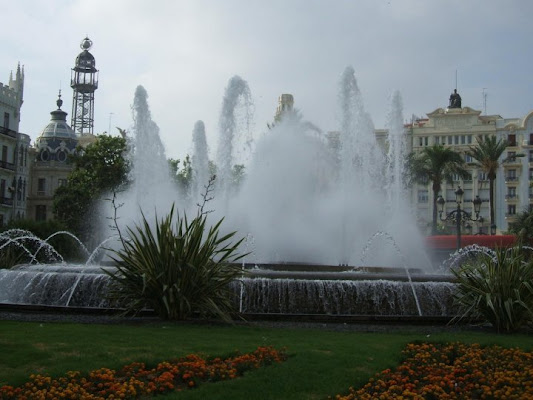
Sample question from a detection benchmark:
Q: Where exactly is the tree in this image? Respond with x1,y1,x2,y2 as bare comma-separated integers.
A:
467,135,514,227
406,144,469,234
53,134,129,242
508,208,533,242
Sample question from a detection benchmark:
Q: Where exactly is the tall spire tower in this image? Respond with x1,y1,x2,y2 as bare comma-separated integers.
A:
70,37,98,135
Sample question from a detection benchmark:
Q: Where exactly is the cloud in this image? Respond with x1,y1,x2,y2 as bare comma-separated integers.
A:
3,0,533,160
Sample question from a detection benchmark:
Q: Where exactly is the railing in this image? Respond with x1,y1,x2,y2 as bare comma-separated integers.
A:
0,126,17,139
0,160,15,171
505,194,519,200
0,196,13,206
505,176,519,182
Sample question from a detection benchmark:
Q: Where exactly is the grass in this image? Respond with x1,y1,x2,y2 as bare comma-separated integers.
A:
1,319,532,399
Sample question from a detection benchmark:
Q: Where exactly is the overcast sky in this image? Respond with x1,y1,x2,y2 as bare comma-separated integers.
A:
3,0,533,160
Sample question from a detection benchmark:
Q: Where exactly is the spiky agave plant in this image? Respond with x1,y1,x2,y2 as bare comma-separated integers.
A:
106,205,246,321
452,246,533,332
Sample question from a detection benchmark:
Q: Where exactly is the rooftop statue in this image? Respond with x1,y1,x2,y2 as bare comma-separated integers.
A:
449,89,462,109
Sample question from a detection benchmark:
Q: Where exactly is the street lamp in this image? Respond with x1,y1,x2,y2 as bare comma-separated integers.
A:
477,216,485,235
437,186,483,250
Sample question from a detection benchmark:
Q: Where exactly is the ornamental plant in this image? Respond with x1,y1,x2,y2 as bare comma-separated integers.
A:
332,342,533,399
105,204,246,321
451,246,533,333
0,346,287,399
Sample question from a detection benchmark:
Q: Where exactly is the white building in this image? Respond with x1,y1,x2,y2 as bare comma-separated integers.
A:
408,89,533,234
0,64,30,224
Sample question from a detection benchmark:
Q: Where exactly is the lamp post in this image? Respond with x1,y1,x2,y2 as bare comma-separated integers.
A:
437,186,483,250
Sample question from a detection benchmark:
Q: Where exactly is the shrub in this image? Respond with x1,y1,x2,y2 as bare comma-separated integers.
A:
105,205,246,321
452,246,533,332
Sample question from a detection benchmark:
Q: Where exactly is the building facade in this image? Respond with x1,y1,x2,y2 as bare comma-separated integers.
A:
0,37,98,226
26,93,79,222
0,64,30,224
408,90,533,234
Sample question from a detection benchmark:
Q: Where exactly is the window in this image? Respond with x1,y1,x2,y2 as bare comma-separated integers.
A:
58,179,67,187
461,135,466,144
529,150,533,163
508,134,516,146
478,172,488,181
467,135,473,144
36,205,47,221
448,136,453,145
507,204,516,216
37,178,46,194
454,136,459,145
1,146,7,162
434,136,440,145
17,177,22,201
0,179,5,199
507,169,517,181
508,151,516,161
507,187,517,198
464,173,473,182
417,190,429,203
3,112,9,129
465,154,473,163
57,150,67,162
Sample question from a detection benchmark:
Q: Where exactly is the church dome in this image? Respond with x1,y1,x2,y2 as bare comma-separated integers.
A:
35,92,78,162
39,110,77,140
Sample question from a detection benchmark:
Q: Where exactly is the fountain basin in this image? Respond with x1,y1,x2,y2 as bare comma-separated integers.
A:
0,263,458,319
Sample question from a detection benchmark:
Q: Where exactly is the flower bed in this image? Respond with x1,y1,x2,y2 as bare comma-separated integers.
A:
0,346,287,399
332,342,533,399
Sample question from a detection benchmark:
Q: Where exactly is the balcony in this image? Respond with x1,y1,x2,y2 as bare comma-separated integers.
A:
505,194,519,202
505,157,522,167
505,176,519,183
0,160,15,171
523,139,533,147
0,126,17,139
0,196,13,206
505,213,518,222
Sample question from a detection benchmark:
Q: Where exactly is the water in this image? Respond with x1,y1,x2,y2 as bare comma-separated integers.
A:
0,68,452,315
213,66,427,269
191,120,210,204
109,85,178,233
216,75,254,200
0,264,113,307
235,278,456,317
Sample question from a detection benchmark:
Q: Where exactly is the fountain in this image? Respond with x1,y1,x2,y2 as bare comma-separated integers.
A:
0,68,462,319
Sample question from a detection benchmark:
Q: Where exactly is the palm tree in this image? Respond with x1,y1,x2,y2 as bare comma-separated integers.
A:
467,135,513,227
407,144,470,234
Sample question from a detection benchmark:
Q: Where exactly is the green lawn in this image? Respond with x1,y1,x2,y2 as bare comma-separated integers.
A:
1,319,531,399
